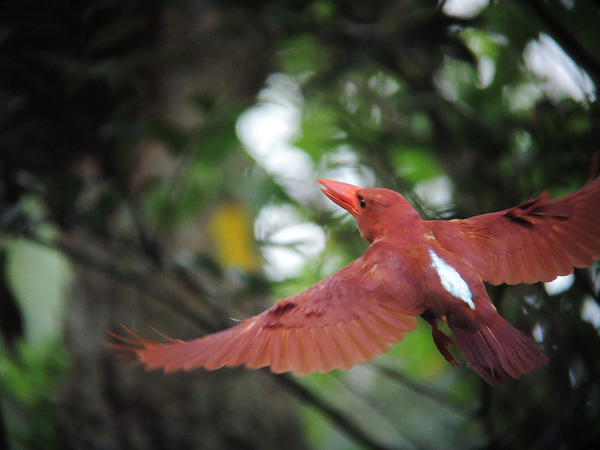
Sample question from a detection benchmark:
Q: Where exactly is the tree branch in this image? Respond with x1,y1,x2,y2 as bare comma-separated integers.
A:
370,362,473,416
273,373,411,450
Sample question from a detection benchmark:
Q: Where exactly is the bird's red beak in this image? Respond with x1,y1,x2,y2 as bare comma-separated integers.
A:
317,179,362,216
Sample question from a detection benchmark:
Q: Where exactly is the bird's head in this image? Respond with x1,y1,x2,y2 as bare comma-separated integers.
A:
318,179,420,243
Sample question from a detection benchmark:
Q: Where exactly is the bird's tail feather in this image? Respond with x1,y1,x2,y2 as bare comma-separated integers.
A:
448,313,548,386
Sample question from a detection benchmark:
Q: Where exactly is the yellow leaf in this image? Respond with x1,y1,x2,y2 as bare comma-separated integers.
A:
207,204,260,272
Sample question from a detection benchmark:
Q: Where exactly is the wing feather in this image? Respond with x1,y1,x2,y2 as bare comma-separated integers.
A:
533,238,560,280
551,227,594,268
361,313,401,342
268,328,287,373
309,328,333,372
252,328,273,369
333,322,372,363
112,246,419,375
277,329,293,372
520,245,545,283
205,325,255,370
244,324,271,369
374,307,417,331
323,326,349,371
228,330,258,366
322,326,355,370
286,328,303,373
430,177,600,285
297,327,322,374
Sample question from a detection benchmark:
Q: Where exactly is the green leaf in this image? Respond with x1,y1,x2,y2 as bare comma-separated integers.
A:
391,147,445,184
295,105,342,159
279,33,330,76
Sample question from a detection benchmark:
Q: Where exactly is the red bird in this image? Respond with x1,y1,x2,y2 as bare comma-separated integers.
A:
110,177,600,385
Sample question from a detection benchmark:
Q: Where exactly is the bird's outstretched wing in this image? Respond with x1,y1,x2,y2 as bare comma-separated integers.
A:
108,246,419,375
430,177,600,285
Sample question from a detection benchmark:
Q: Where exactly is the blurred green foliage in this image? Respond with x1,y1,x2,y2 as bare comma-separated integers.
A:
0,340,68,449
1,0,600,449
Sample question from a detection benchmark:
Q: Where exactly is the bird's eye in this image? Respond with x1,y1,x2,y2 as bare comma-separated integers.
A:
359,198,367,209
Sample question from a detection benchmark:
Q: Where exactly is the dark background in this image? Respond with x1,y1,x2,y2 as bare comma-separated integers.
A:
1,0,599,449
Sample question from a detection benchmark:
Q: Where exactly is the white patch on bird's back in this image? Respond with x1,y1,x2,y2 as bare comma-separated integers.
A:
428,249,475,309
